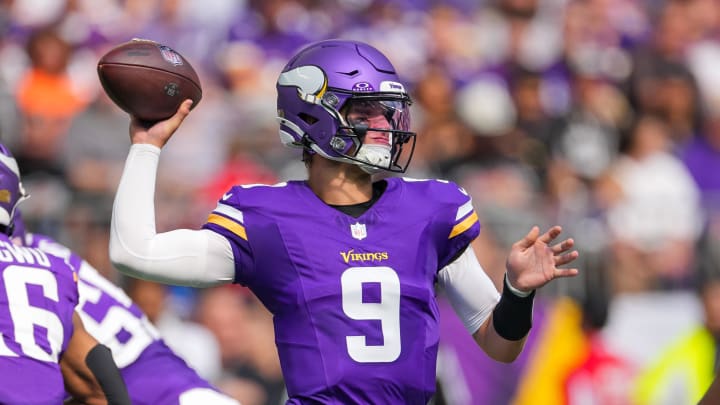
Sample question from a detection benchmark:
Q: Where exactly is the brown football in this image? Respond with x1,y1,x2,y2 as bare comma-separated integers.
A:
97,39,202,122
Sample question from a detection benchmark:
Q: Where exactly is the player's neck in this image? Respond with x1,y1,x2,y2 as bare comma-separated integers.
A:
307,158,373,205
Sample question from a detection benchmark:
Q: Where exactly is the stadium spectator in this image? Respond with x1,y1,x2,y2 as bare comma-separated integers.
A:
14,27,89,175
603,114,703,291
631,237,720,404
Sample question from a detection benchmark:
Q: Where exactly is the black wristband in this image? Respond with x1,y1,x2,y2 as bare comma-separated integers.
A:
492,275,536,341
85,344,132,405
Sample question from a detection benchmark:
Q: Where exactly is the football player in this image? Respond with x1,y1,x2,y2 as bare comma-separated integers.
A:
0,145,130,405
109,39,580,404
11,213,240,405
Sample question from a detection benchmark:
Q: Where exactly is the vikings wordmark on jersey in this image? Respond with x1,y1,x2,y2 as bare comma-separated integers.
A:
204,177,480,404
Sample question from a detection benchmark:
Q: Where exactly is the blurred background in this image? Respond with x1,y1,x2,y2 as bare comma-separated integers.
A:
0,0,718,404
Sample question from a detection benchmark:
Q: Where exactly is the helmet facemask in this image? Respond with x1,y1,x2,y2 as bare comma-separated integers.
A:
334,95,415,174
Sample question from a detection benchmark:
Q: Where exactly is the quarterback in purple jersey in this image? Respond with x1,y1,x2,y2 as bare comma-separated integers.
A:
0,145,130,405
109,39,580,404
11,214,239,405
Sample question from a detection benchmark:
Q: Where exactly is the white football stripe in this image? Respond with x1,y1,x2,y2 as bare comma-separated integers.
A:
214,203,244,224
455,200,474,221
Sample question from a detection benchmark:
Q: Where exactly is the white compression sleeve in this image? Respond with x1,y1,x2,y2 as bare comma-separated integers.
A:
109,144,235,287
437,247,501,334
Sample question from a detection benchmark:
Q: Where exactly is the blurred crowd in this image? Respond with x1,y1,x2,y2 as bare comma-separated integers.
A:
0,0,719,404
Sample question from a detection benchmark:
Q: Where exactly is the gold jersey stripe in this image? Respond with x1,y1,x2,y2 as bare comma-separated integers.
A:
207,214,247,241
448,211,479,239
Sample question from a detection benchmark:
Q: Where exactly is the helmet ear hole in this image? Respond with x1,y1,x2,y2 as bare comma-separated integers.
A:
298,112,318,125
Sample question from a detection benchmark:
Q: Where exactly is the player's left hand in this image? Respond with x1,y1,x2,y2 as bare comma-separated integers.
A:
505,225,579,293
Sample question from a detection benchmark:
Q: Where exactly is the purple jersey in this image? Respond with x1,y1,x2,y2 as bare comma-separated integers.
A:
25,234,217,405
203,177,480,404
0,234,79,405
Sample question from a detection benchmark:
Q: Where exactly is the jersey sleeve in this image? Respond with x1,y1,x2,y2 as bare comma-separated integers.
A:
201,186,257,286
428,180,481,269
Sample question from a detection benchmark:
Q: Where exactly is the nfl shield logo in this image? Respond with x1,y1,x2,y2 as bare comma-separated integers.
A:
350,222,367,240
158,45,183,66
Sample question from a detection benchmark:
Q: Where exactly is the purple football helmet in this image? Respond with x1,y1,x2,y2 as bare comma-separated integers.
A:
0,144,27,232
276,39,416,173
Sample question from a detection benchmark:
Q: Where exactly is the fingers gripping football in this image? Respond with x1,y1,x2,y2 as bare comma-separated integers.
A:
129,99,193,148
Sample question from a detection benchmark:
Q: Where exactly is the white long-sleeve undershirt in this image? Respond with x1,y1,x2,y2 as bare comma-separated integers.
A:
437,247,500,334
109,144,234,287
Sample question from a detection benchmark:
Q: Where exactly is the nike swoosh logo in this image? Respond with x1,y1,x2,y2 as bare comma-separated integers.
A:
222,192,233,200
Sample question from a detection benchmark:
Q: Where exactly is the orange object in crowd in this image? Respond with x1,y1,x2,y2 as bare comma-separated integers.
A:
16,68,88,118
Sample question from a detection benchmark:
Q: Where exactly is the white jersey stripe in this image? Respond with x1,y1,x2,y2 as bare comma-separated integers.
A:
455,200,474,221
214,203,244,224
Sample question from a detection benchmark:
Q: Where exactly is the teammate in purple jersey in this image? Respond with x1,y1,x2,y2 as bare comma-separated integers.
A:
109,39,580,404
11,213,240,405
0,145,130,405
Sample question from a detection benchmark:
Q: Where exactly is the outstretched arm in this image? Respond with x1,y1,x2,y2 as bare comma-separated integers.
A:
440,226,578,363
109,100,235,287
480,225,578,362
